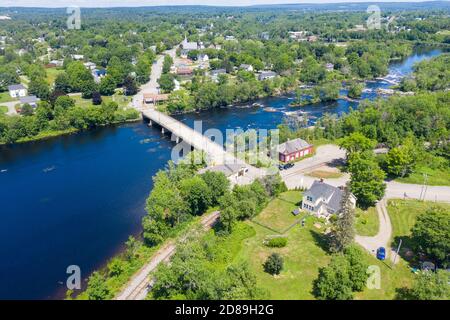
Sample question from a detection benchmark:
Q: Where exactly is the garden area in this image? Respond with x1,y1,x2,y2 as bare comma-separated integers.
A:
355,206,379,237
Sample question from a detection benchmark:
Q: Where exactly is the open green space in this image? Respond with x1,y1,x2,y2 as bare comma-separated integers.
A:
251,191,304,233
45,67,65,86
0,92,14,103
355,206,379,237
396,164,450,186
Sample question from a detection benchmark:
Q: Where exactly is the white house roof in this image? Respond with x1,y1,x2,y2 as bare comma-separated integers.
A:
8,84,26,91
278,138,311,155
199,164,245,177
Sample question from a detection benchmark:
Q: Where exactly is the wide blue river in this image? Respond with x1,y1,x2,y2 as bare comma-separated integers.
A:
0,48,442,299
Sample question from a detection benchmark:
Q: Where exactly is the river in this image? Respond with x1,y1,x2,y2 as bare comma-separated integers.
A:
0,48,442,299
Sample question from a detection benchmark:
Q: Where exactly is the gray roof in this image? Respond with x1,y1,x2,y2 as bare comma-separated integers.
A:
304,181,345,212
210,69,226,76
278,138,311,154
199,164,245,177
8,84,26,91
258,71,277,80
20,95,39,104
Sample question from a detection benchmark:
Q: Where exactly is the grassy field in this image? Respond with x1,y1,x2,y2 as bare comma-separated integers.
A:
307,170,343,179
355,206,379,236
232,193,418,300
396,165,450,186
46,67,65,85
71,94,132,109
0,91,14,103
387,199,450,250
0,105,8,114
251,191,304,233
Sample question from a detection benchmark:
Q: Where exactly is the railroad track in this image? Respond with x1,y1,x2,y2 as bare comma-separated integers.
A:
115,211,220,300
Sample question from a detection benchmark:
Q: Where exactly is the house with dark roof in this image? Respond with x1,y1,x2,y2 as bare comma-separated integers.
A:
258,71,277,81
19,95,39,108
277,138,313,163
302,180,356,218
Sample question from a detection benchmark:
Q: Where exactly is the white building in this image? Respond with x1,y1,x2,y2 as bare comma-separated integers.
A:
8,84,27,98
302,180,356,219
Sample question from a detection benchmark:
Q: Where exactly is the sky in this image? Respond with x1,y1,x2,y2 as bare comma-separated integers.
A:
0,0,440,8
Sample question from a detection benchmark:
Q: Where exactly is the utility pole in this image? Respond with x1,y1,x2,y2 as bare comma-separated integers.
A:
391,239,402,267
422,173,428,201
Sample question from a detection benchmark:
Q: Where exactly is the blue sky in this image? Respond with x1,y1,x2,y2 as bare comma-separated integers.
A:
0,0,437,8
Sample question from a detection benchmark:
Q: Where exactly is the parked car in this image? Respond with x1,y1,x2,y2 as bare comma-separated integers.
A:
376,247,386,260
278,164,285,171
283,163,294,170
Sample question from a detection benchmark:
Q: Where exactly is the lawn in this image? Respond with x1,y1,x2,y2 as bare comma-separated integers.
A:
306,170,343,179
355,206,379,237
0,91,14,103
232,195,418,300
71,93,132,109
46,67,65,85
396,164,450,186
251,191,304,233
0,105,8,114
387,199,450,250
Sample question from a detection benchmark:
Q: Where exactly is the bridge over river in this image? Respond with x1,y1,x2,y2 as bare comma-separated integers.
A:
141,107,266,184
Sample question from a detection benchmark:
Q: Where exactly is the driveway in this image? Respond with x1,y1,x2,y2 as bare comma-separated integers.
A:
1,100,18,115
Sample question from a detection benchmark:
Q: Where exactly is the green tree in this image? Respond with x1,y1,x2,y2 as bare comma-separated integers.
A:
28,79,50,100
179,176,212,216
54,96,75,109
348,152,386,209
314,254,354,300
263,253,284,275
200,171,230,206
20,103,34,116
399,270,450,300
384,137,418,177
158,73,175,93
339,132,376,157
99,75,117,96
329,184,355,253
348,82,364,99
86,272,110,300
123,76,138,96
54,72,71,93
411,207,450,267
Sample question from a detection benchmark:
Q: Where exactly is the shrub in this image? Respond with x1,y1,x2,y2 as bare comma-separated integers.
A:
266,237,287,248
263,253,284,275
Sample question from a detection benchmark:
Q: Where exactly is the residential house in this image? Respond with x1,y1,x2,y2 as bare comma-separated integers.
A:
225,35,236,41
325,63,334,72
8,84,27,98
71,54,84,60
19,95,39,108
277,138,313,163
302,180,356,219
199,164,249,183
239,64,254,72
176,67,193,76
84,62,97,71
49,59,64,67
307,35,318,42
197,53,209,63
258,71,277,81
92,69,107,83
210,69,227,82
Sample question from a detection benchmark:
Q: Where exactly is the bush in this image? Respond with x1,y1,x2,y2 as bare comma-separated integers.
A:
266,237,287,248
263,253,284,275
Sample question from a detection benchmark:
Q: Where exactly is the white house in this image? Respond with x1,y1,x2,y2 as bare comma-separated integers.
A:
239,64,254,72
258,71,277,81
197,53,209,63
71,54,84,60
302,180,356,219
8,84,27,98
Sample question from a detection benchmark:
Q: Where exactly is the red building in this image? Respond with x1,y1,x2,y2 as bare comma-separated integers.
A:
278,138,313,163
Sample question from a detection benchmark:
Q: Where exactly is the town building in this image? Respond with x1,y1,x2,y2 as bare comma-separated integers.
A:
180,36,198,57
176,67,193,76
302,180,356,219
277,138,313,163
8,84,27,98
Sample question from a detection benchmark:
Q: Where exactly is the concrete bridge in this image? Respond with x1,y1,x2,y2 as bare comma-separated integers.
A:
141,108,263,175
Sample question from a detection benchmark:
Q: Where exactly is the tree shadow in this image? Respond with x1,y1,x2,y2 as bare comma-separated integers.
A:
309,229,331,254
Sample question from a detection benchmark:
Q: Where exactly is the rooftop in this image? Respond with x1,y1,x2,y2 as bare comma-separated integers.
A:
278,138,311,155
8,84,26,91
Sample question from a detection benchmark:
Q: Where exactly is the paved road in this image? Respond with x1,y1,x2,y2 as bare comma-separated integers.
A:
132,47,177,110
115,211,220,300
